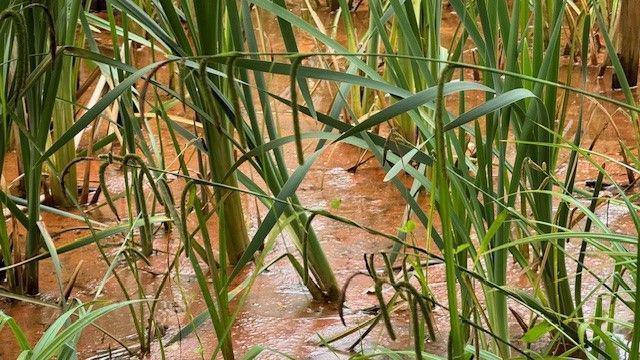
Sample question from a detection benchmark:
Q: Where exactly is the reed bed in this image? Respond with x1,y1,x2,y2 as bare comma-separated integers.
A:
1,0,639,359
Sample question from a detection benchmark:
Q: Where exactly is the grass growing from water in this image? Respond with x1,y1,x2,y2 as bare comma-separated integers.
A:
1,0,640,359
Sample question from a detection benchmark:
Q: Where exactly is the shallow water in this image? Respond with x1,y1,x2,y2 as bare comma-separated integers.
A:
2,2,640,359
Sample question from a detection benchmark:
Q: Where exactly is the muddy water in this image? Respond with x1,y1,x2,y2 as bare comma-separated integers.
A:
2,2,640,359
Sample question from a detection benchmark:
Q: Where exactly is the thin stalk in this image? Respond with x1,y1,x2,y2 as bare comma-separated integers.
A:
196,63,249,263
50,0,83,207
434,66,464,359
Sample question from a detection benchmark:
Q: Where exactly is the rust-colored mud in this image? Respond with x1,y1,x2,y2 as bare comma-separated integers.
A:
2,2,639,359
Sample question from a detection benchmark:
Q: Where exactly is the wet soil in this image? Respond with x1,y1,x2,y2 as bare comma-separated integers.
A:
2,2,640,359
